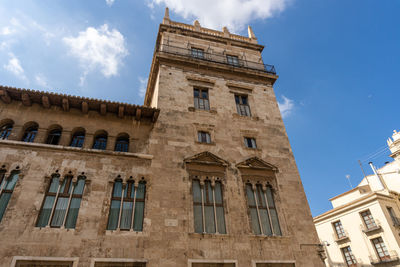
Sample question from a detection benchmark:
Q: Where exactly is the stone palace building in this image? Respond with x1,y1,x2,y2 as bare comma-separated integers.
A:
0,9,323,267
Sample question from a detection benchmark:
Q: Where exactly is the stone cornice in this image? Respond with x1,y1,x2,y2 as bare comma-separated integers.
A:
0,85,160,122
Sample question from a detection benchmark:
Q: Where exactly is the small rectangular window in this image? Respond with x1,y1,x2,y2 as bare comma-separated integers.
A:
387,207,400,226
15,260,74,267
191,47,204,59
194,88,210,110
333,220,346,239
341,246,357,267
371,237,390,261
360,210,377,230
226,55,240,66
244,137,257,149
198,131,211,144
235,95,251,116
95,262,146,267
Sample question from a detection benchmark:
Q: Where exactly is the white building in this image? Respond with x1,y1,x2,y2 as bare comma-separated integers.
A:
314,130,400,267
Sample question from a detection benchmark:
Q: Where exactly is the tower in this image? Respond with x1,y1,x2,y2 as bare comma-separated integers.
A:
141,10,324,267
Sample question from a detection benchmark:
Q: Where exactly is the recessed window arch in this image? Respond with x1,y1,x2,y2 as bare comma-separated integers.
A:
0,169,20,222
21,122,38,143
192,177,226,234
46,125,62,145
107,178,146,231
36,173,87,229
115,133,129,152
70,127,85,148
93,130,108,150
0,119,14,140
245,182,281,236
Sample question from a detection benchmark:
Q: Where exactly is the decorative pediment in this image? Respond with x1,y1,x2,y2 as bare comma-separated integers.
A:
236,157,278,172
184,151,228,166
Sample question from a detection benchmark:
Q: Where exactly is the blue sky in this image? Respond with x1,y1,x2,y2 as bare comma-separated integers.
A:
0,0,399,216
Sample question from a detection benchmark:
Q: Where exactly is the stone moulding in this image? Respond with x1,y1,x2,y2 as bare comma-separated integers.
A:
0,139,153,160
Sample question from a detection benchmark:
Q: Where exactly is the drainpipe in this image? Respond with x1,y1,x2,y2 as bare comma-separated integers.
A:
369,162,388,190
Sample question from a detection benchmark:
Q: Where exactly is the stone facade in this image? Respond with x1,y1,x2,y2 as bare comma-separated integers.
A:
0,11,323,267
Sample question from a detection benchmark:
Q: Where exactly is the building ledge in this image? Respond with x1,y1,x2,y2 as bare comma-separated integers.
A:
0,140,153,160
370,254,399,265
362,225,382,234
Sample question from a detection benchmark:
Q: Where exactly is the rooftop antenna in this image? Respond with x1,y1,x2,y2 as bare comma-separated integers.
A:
345,174,353,189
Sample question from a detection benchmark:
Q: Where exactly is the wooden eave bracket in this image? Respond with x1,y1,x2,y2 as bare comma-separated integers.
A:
152,110,160,122
0,89,11,104
42,95,50,108
82,101,88,114
135,107,142,121
100,103,107,115
21,93,31,106
62,98,69,111
118,106,124,118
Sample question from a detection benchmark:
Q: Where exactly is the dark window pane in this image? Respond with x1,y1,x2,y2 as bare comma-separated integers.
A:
70,132,85,147
73,178,85,195
93,135,107,150
133,201,144,231
194,205,203,233
0,124,12,140
46,129,62,145
65,197,82,229
113,181,123,197
51,197,69,227
36,195,55,227
0,192,12,222
204,205,216,233
120,201,133,230
115,137,129,152
266,187,281,235
107,200,121,230
22,126,38,142
5,172,19,190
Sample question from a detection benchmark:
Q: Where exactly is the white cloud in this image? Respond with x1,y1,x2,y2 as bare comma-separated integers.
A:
106,0,115,6
3,53,28,82
149,0,289,32
63,24,128,84
277,95,294,118
35,73,50,89
138,76,148,97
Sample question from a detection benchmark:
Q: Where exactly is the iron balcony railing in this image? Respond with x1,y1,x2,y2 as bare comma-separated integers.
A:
369,250,399,265
158,44,277,75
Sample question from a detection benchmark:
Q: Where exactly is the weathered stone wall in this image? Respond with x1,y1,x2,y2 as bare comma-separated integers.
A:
0,22,323,267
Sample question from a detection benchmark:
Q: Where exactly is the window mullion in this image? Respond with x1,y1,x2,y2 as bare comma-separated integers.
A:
61,181,75,228
200,181,206,233
263,187,274,236
48,180,62,227
252,185,264,235
117,185,125,230
130,183,137,231
211,182,218,234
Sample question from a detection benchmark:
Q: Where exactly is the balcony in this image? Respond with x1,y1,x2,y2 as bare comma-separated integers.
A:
333,231,350,243
157,44,277,75
361,220,382,234
369,251,399,265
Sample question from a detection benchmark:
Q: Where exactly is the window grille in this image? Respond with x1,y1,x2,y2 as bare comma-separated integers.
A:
341,246,357,267
0,124,12,140
235,95,251,116
245,183,281,236
226,55,240,66
192,179,226,234
194,88,210,110
0,171,19,222
244,137,257,149
333,220,346,239
36,174,86,229
22,126,38,142
360,210,377,229
198,131,211,144
372,237,390,261
93,134,107,150
115,136,129,152
191,48,204,59
46,129,62,145
70,131,85,148
107,180,146,231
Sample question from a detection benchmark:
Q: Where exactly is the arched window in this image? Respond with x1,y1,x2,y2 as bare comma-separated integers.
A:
46,128,62,145
0,124,13,140
192,178,226,234
93,133,107,150
70,131,85,148
22,125,38,143
0,170,20,222
115,135,129,152
36,174,86,229
107,179,146,231
245,183,281,236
